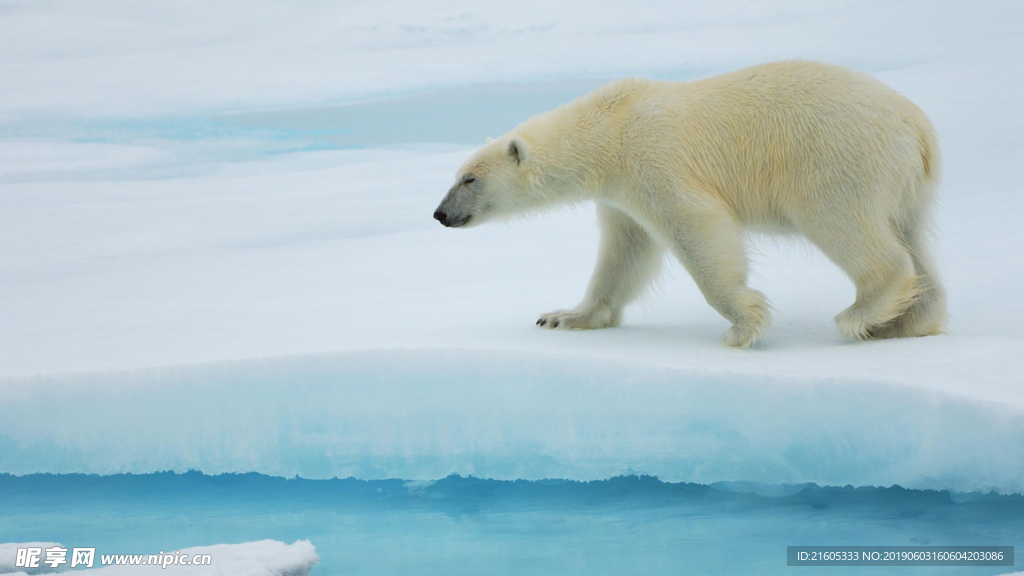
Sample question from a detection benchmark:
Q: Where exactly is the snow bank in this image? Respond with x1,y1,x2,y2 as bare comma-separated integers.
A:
1,350,1021,493
80,540,317,576
1,541,316,576
0,543,66,574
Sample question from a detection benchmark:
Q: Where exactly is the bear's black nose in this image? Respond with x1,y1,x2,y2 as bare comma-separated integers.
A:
433,210,448,226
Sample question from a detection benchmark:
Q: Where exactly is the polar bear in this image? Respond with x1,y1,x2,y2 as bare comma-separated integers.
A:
433,60,946,347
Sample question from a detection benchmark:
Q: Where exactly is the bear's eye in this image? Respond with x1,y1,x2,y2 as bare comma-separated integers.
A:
463,175,476,185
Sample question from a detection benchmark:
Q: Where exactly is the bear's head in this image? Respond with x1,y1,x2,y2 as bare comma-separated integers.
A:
433,134,550,228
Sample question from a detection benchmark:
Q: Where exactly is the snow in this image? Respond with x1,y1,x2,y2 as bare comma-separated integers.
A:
0,1,1015,118
81,540,317,576
0,543,65,574
0,541,317,576
0,0,1022,493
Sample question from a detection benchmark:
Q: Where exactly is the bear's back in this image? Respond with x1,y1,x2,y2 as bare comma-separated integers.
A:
587,61,936,226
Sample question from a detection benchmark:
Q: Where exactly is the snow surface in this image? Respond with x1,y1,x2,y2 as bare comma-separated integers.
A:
0,543,65,574
0,540,316,576
81,540,317,576
0,1,1022,491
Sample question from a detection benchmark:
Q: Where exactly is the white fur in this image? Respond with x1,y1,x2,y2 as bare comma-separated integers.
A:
437,60,947,347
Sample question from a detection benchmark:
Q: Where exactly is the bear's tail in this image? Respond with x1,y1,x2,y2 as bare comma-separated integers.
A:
919,115,941,184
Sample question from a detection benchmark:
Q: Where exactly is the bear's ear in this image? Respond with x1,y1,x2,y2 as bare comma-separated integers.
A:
485,136,494,144
508,139,526,166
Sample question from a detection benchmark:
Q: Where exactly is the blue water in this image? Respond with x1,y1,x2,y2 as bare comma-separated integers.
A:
1,473,1020,575
218,78,619,148
0,78,612,153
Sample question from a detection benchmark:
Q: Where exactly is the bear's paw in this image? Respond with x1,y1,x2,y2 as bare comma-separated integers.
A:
536,305,620,331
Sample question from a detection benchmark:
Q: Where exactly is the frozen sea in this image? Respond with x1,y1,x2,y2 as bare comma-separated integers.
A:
1,0,1022,574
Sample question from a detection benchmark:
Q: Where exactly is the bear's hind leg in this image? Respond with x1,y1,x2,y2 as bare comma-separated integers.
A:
802,218,921,340
538,205,662,330
869,213,947,338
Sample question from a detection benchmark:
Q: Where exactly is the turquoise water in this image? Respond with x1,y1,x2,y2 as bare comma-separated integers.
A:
0,78,614,155
2,473,1021,575
219,78,616,148
1,75,697,156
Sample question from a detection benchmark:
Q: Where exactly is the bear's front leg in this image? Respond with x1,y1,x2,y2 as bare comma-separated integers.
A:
663,200,772,347
537,205,662,330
